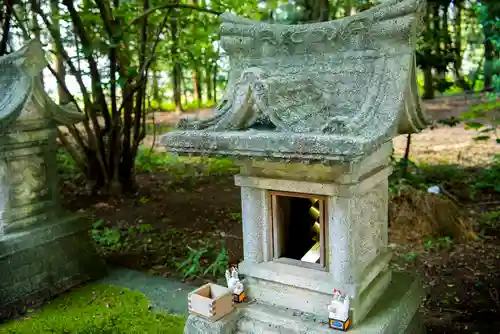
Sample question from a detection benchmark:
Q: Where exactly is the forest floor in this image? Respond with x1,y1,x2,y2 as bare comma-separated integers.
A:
60,93,500,333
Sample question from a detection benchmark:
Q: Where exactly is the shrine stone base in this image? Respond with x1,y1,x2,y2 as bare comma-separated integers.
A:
0,214,106,321
184,272,425,334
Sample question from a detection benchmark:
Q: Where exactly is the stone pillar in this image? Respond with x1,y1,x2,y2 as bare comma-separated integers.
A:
327,196,357,295
240,187,268,264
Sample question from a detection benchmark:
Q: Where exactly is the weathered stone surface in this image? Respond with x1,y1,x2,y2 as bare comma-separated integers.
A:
161,0,428,162
235,152,394,324
0,216,105,321
184,273,425,334
0,40,105,322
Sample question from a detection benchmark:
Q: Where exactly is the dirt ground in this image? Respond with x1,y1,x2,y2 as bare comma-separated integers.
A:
61,93,500,333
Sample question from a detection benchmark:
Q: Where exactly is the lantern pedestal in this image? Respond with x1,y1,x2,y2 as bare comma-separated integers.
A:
0,215,105,320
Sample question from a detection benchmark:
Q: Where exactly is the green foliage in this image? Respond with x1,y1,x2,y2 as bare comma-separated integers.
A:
399,251,418,262
150,100,216,112
390,156,500,200
416,73,485,96
200,157,239,176
423,236,453,252
177,240,228,279
134,147,238,177
481,210,500,229
229,212,242,223
459,101,500,143
56,148,84,182
139,223,153,234
91,219,123,250
470,155,500,197
135,149,184,173
0,284,186,334
456,1,500,143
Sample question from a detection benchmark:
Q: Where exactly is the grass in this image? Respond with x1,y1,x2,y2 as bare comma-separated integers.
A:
149,100,216,112
390,155,500,200
0,284,186,334
57,147,238,183
134,148,238,176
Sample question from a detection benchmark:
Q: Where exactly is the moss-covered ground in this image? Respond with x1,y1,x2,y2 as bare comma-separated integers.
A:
0,284,186,334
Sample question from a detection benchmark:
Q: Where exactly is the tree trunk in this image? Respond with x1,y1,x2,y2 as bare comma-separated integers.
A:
212,62,217,103
172,62,183,112
152,69,160,102
31,0,43,86
124,0,150,194
432,3,441,74
190,0,202,107
422,2,434,100
453,0,466,88
483,34,495,91
0,2,12,55
50,0,70,104
182,70,188,104
401,134,412,178
205,64,213,102
423,67,434,99
171,9,183,113
192,69,202,107
31,0,41,39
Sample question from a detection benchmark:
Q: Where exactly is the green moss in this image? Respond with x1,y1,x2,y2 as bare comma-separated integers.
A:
0,284,186,334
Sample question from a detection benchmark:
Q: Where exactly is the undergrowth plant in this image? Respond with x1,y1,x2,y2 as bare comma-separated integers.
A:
177,240,229,279
423,236,454,252
90,219,123,251
482,210,500,229
56,147,84,183
390,155,500,201
134,147,237,178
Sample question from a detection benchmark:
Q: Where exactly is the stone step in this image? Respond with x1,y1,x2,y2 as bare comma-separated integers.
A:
235,301,333,334
233,272,424,334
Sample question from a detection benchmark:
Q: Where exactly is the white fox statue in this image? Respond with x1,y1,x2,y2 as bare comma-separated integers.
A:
328,289,350,322
225,266,244,295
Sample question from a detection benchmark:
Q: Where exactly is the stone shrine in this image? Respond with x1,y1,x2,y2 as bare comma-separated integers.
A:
162,0,427,332
0,40,105,321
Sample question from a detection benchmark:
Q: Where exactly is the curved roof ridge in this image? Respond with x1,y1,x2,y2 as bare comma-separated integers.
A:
0,40,46,130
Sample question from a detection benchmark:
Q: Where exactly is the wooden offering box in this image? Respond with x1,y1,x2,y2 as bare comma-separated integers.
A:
233,291,246,303
188,283,234,321
329,318,351,331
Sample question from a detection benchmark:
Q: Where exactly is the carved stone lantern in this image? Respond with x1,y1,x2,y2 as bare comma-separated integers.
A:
162,0,427,332
0,40,105,320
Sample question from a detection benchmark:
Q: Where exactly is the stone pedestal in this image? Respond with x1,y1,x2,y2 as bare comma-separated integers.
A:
0,215,105,321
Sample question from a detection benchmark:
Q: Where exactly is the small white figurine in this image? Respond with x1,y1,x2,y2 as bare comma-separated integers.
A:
225,265,246,303
328,289,351,331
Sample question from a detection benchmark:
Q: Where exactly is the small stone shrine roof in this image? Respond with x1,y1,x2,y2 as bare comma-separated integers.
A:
161,0,427,163
0,40,82,135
